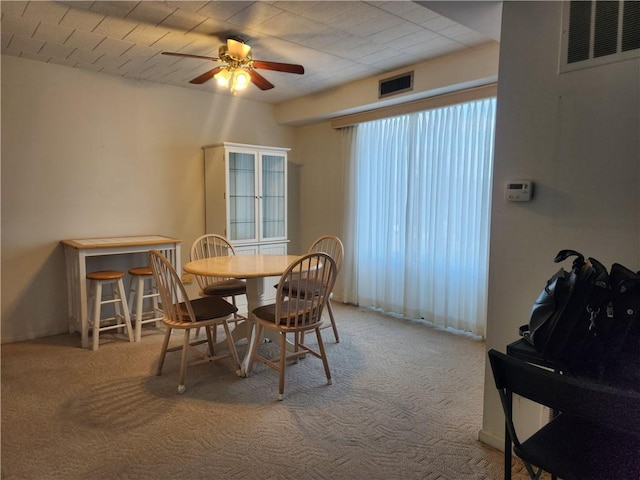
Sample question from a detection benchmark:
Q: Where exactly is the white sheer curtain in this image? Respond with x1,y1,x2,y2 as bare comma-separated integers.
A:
341,98,496,336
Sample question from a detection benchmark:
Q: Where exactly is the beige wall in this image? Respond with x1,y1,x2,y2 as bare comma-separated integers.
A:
480,1,640,448
293,122,345,248
1,55,295,342
292,122,347,299
276,42,499,126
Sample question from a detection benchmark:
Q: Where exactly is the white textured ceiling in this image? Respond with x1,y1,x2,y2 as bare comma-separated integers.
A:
1,1,498,104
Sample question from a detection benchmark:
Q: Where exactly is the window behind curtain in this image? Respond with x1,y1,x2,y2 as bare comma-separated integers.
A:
342,97,496,337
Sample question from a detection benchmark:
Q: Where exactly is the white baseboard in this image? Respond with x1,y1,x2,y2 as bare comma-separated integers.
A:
478,429,504,451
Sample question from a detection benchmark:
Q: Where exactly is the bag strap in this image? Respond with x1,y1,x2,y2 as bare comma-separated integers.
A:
588,257,609,287
554,249,585,268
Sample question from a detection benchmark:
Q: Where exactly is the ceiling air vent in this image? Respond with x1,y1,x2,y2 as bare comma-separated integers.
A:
561,0,640,73
379,72,413,99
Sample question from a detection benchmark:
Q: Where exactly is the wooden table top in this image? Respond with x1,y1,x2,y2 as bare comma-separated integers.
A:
183,254,301,279
61,235,182,250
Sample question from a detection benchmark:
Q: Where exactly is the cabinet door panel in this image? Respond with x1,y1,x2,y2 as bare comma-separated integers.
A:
260,153,286,241
228,152,257,242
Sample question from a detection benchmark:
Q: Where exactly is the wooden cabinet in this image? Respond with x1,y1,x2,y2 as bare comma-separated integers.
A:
204,143,289,254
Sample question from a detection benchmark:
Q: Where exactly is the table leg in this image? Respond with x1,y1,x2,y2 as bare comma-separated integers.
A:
239,277,296,377
64,246,77,334
78,251,89,348
64,246,89,348
226,320,246,343
239,278,263,376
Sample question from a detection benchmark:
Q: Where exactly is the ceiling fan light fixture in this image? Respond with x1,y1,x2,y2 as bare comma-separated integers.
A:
214,67,250,94
233,69,251,91
214,68,231,87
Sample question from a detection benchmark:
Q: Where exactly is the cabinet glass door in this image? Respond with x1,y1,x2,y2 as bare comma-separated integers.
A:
228,151,257,242
261,153,286,241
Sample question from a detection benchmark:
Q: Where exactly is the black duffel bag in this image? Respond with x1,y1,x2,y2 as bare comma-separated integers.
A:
596,263,640,387
520,249,610,373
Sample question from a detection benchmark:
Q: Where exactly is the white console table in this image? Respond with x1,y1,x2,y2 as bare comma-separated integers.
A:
61,235,182,348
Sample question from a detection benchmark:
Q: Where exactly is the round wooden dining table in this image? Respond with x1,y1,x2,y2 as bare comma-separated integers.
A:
183,254,301,376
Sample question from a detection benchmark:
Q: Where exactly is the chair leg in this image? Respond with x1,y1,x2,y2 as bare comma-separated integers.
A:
231,295,240,327
156,327,172,375
504,406,512,480
116,278,134,343
177,329,190,394
91,281,102,351
524,464,543,480
278,331,287,401
204,325,215,356
315,327,332,385
127,277,136,319
134,275,144,342
326,300,339,343
222,320,240,373
292,331,300,364
151,285,161,328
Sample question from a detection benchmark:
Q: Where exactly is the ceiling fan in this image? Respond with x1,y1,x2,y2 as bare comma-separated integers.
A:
162,38,305,93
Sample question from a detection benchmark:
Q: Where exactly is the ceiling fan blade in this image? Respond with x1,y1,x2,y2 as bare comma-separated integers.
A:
162,52,220,62
248,70,274,90
189,67,223,84
252,60,305,75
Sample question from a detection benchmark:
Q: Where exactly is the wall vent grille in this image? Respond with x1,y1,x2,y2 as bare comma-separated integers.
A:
561,0,640,72
379,72,413,98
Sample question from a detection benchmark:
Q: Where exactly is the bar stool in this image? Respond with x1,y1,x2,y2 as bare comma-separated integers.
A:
86,270,134,351
127,266,163,342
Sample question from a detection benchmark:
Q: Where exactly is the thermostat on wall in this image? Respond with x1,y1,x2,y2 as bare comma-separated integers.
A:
505,180,533,202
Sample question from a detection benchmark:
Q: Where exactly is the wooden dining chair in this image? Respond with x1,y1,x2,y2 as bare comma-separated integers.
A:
282,235,344,342
190,234,247,325
308,235,343,341
247,252,338,400
148,250,241,394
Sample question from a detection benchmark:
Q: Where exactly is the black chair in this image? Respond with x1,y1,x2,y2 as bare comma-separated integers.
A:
487,348,640,480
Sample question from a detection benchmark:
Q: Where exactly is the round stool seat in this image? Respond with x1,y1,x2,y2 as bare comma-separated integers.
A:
128,266,153,276
87,270,126,281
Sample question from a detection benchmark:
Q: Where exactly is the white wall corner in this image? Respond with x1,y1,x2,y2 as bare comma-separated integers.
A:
478,428,504,451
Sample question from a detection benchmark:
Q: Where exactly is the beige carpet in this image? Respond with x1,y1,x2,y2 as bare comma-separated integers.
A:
1,303,532,479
